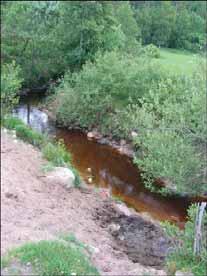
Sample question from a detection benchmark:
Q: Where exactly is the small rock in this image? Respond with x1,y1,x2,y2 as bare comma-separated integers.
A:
87,132,94,139
43,167,75,188
99,138,108,145
120,139,126,146
108,223,120,234
88,245,100,254
114,203,133,217
175,271,194,276
131,131,138,138
119,235,125,241
87,130,102,139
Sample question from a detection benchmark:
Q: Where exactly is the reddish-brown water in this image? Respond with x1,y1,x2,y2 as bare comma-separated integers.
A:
57,129,191,227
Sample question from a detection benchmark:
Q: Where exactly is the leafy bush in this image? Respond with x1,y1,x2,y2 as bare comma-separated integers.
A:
133,129,203,195
143,44,161,58
1,239,99,276
132,68,207,196
163,204,207,276
1,62,23,115
55,50,166,130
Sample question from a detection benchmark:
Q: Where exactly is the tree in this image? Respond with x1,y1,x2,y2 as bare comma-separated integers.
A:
133,1,206,51
1,62,23,115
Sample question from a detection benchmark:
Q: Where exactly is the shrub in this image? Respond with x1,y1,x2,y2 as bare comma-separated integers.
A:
55,50,166,130
143,44,161,58
130,65,206,196
1,62,23,115
163,204,207,276
133,129,203,195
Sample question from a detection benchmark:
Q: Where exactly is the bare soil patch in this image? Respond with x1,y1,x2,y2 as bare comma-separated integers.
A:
94,200,172,269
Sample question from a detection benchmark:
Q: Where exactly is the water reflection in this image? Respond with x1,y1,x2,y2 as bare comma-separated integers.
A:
13,105,50,133
12,94,55,134
57,129,191,226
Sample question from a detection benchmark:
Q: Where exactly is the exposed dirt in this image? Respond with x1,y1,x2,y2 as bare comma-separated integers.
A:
94,200,172,269
1,130,168,275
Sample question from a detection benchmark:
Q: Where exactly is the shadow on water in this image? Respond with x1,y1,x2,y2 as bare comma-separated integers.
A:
13,93,193,227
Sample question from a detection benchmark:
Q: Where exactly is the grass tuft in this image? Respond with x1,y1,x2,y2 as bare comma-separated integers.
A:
1,240,99,276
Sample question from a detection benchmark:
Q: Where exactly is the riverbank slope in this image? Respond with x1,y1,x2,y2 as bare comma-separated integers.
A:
1,130,170,275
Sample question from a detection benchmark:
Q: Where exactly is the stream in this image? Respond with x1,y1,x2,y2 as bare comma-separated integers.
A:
13,93,192,228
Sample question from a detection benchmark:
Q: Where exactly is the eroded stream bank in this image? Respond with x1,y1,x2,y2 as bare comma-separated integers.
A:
13,93,193,227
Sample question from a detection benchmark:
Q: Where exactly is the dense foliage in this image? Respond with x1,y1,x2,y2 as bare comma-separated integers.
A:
132,63,207,195
54,51,166,128
1,62,23,115
1,1,139,88
134,1,206,51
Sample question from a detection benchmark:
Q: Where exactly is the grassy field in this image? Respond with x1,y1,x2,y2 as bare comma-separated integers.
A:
156,48,203,75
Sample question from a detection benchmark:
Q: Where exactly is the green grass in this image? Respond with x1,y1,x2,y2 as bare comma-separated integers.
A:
42,141,71,167
155,48,203,75
1,240,99,276
2,116,45,148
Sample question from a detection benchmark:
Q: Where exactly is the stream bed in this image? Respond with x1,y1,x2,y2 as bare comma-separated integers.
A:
13,94,192,227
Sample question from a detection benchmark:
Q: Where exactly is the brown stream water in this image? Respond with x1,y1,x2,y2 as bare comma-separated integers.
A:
56,129,190,228
13,94,195,228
